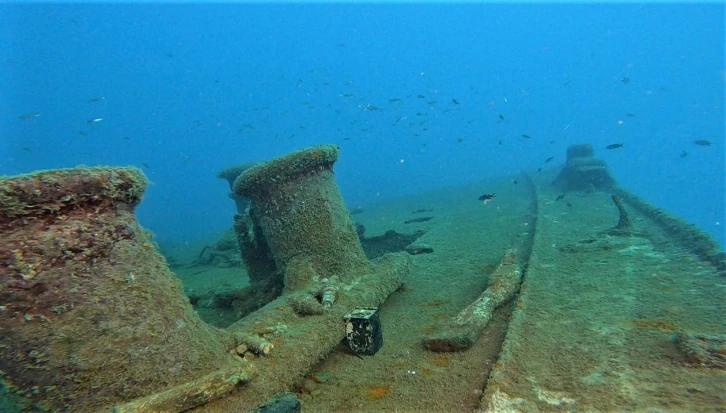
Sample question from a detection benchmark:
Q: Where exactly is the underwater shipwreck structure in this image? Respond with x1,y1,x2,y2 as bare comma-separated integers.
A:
1,144,724,412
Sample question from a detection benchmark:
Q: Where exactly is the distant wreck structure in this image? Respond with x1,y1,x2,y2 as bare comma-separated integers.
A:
554,143,616,191
217,162,258,214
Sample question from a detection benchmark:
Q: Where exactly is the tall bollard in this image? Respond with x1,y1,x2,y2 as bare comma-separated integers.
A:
234,144,373,286
0,167,237,412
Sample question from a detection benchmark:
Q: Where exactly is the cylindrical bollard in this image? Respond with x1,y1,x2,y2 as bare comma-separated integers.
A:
0,167,235,412
234,145,372,283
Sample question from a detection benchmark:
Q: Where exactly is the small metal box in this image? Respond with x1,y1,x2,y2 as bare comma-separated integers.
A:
344,307,383,356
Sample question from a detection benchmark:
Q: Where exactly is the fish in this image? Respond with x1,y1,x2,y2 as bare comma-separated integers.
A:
498,140,503,145
478,193,496,204
625,113,635,117
457,138,464,143
694,139,712,146
391,116,406,126
498,114,504,120
87,96,105,103
404,217,433,224
18,113,41,119
566,202,573,207
680,150,688,158
417,95,426,99
427,101,437,105
521,134,532,139
364,104,380,111
621,77,630,84
339,93,355,97
545,156,554,163
556,193,566,202
388,98,402,103
87,118,104,124
78,130,87,136
452,98,460,105
605,143,624,149
512,180,518,185
142,162,151,169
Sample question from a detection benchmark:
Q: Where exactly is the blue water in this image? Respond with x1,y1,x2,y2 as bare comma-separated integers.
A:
1,2,724,246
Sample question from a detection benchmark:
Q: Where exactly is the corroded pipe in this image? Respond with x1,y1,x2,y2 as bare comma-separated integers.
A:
423,248,523,352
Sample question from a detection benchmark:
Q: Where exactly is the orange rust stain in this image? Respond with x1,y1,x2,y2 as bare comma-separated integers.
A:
420,368,435,376
366,385,390,399
430,354,449,366
422,325,437,334
631,319,677,331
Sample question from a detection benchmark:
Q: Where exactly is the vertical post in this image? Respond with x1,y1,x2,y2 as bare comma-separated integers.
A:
234,145,372,285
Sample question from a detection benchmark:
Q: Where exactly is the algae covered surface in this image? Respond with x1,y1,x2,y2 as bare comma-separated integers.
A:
480,172,726,412
0,167,237,412
173,172,724,412
3,166,722,412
